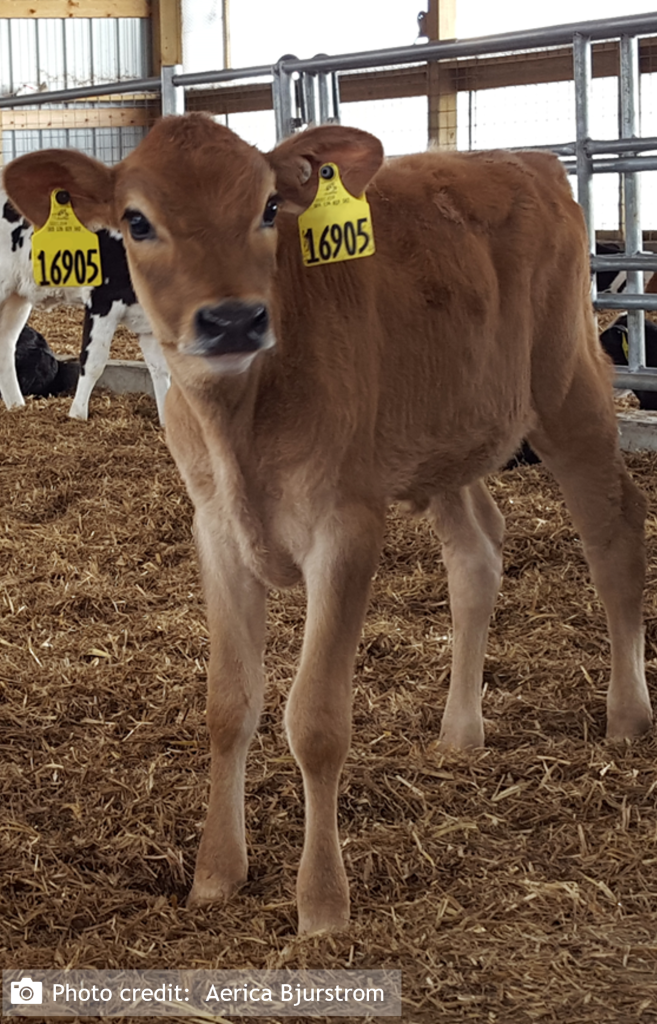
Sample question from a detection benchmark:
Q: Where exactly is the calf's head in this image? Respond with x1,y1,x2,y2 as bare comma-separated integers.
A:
3,114,383,383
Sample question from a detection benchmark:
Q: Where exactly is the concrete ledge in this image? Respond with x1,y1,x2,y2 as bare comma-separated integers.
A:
618,410,657,451
97,359,155,398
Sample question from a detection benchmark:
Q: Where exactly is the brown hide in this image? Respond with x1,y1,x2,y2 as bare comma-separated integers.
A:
4,114,651,936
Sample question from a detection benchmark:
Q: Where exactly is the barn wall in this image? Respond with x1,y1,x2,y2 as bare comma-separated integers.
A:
0,16,152,164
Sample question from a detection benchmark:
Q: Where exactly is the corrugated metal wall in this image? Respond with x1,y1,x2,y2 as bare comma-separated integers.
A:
0,17,151,165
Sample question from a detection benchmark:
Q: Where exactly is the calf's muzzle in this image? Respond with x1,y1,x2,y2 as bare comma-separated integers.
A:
192,300,270,357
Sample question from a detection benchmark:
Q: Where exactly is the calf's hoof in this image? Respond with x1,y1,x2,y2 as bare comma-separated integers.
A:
298,898,350,935
297,866,350,935
438,716,485,751
606,703,653,742
187,870,247,908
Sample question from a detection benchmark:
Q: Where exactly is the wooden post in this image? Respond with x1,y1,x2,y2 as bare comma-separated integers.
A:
152,0,182,71
421,0,457,149
0,1,149,14
222,0,231,69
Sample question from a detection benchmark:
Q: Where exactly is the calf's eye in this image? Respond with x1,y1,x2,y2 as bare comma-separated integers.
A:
261,195,279,228
124,209,155,241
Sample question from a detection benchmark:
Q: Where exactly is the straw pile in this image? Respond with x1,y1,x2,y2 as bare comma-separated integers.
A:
0,311,656,1024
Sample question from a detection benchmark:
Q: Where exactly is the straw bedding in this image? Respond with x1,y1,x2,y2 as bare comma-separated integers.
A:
1,310,656,1024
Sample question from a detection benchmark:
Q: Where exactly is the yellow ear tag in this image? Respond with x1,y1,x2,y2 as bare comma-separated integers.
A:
32,189,103,288
622,332,629,362
298,162,375,267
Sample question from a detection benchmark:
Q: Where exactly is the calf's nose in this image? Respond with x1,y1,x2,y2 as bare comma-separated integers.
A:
194,300,270,355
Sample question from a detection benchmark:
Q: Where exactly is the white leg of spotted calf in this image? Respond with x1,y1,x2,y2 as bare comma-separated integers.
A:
69,308,117,420
0,294,31,409
429,482,505,750
188,513,267,906
284,507,384,934
528,366,652,740
137,332,170,425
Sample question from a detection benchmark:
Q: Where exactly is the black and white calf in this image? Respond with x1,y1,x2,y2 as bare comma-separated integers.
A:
0,192,169,421
599,315,657,410
595,241,657,295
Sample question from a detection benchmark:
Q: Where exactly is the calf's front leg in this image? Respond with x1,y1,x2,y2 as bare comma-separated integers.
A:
188,513,267,906
69,306,117,420
285,506,384,934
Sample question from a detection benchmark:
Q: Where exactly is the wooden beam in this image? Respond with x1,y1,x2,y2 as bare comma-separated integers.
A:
0,0,150,16
336,38,657,104
0,107,150,129
151,0,182,71
424,0,457,149
186,83,272,115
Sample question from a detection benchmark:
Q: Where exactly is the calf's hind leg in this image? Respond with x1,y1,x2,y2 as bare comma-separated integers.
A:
527,362,652,741
428,481,505,750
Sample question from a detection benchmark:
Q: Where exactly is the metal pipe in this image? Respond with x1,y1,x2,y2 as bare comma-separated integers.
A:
273,13,657,76
508,141,577,155
330,70,341,124
300,72,317,126
587,155,657,172
174,63,272,88
620,32,645,372
314,59,340,125
587,136,657,154
317,71,331,124
573,34,594,275
591,255,657,271
0,65,275,109
513,140,657,162
272,55,298,141
561,155,657,174
0,76,161,107
614,369,657,390
594,295,657,311
161,64,185,116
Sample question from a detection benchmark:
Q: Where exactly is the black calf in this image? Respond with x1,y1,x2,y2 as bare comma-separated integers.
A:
9,325,79,399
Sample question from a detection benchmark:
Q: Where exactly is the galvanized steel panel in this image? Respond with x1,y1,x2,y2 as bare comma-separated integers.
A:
0,23,11,95
0,16,150,165
36,20,66,89
64,19,92,86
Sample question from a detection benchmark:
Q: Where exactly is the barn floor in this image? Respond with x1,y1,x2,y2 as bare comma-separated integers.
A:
1,311,657,1024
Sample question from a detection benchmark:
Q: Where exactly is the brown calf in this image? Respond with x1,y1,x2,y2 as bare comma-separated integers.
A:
4,114,653,935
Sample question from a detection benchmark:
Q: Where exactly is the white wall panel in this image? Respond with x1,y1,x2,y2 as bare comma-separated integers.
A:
1,16,150,164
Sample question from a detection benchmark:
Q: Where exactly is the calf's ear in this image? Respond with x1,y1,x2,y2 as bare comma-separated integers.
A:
3,149,115,230
267,125,384,212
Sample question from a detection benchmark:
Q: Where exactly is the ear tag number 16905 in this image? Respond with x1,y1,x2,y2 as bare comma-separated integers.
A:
32,189,103,288
298,163,375,267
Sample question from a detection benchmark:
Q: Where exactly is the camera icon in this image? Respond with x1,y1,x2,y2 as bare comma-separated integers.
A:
10,978,43,1004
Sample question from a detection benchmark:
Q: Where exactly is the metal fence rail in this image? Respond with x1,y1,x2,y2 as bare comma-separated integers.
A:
2,12,657,391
